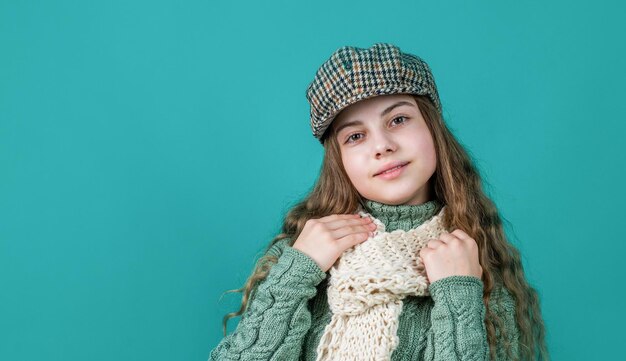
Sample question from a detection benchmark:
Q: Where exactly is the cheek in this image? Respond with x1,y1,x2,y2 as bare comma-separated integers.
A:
342,155,368,186
412,132,437,163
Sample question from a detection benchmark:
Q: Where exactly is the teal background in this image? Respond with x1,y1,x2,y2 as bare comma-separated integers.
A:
1,0,624,360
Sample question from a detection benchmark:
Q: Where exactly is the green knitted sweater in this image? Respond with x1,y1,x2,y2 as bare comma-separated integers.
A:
209,199,519,360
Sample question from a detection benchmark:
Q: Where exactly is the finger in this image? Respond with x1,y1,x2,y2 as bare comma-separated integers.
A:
331,222,375,240
427,239,444,249
451,229,471,240
317,213,362,223
336,230,371,249
326,217,373,231
438,232,458,244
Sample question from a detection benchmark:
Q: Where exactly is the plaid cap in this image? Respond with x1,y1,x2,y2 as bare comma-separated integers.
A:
305,43,442,144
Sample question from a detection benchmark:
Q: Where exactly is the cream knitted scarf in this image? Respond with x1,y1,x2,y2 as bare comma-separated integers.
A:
315,205,449,361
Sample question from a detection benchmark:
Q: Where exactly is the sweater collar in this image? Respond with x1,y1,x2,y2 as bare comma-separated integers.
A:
363,198,443,232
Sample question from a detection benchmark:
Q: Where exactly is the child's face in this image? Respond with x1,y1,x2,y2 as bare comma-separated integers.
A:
332,94,437,205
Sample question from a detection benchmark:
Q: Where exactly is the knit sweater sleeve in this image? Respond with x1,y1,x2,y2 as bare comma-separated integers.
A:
427,275,519,361
208,239,327,361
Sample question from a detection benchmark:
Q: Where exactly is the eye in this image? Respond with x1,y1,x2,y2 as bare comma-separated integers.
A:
345,132,363,144
391,115,408,126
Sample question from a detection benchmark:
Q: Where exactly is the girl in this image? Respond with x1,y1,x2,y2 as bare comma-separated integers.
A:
209,43,549,361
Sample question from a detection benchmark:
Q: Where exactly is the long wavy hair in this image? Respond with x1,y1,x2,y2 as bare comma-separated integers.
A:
220,94,549,361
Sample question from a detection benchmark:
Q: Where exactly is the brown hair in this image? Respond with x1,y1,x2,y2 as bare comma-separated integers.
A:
219,94,549,361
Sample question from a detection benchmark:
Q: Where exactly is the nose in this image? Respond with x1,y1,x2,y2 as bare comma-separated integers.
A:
372,132,397,158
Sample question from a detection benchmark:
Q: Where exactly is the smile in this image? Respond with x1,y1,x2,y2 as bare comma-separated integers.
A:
375,163,408,179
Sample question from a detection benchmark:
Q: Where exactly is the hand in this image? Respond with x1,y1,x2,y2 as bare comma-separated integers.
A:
419,229,483,284
292,214,377,272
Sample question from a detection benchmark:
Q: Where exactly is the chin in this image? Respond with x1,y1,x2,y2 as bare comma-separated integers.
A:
378,194,416,205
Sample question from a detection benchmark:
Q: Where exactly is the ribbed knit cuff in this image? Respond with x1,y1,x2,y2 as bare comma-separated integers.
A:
429,275,484,311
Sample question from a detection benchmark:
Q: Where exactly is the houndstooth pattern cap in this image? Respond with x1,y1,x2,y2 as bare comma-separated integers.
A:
305,43,442,144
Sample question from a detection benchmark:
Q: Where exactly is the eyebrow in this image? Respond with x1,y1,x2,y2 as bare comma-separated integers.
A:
334,101,417,137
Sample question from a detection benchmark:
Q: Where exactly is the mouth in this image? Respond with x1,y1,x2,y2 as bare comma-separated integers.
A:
374,162,409,177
